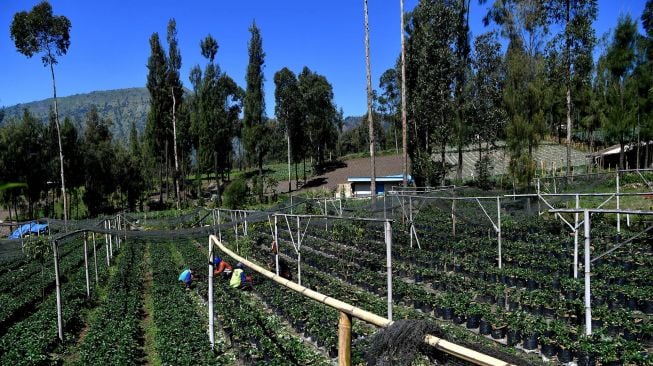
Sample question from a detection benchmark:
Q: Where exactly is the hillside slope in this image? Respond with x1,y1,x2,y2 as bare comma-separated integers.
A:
2,88,150,142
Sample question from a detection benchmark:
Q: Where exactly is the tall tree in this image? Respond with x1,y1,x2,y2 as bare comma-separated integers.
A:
298,67,339,174
405,0,457,186
166,19,183,209
10,1,71,223
144,33,170,204
274,68,304,192
378,68,401,154
453,0,472,181
364,0,377,202
400,0,409,186
82,106,115,217
603,16,638,169
548,0,598,176
243,21,267,200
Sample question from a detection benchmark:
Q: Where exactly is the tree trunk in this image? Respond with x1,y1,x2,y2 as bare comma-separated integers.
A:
400,0,408,187
172,87,181,210
565,0,572,177
49,61,67,226
165,140,169,204
365,0,376,203
287,131,292,193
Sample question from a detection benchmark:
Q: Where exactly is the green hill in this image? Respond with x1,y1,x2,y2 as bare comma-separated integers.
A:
2,88,150,142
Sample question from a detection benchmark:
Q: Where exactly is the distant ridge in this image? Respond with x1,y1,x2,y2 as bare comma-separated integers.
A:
2,87,150,142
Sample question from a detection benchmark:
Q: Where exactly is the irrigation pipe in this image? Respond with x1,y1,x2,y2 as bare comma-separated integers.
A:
209,235,513,366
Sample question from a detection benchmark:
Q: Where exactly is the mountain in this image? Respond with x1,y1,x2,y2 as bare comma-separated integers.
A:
2,88,150,142
342,116,363,132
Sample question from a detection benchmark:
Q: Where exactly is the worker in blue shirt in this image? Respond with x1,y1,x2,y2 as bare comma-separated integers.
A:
178,267,194,289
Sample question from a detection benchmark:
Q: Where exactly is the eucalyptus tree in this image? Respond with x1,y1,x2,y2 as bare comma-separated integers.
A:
364,0,376,202
274,67,304,192
547,0,597,176
10,1,71,223
167,19,183,209
405,0,458,186
453,0,472,182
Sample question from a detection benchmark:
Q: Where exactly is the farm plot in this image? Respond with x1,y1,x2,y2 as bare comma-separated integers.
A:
221,206,652,365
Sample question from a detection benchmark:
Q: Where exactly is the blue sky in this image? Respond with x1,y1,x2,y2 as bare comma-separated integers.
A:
0,1,647,117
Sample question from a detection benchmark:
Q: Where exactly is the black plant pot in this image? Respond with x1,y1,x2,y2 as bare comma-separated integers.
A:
442,307,454,321
541,343,556,357
506,329,521,346
496,296,506,308
626,297,639,311
557,347,573,363
591,318,603,330
522,333,538,350
414,274,423,283
453,314,465,325
527,278,538,290
551,278,561,290
640,299,653,314
466,314,480,329
491,326,507,340
479,319,492,335
577,351,597,366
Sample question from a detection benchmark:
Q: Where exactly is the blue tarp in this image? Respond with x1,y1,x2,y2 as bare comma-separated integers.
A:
8,222,48,239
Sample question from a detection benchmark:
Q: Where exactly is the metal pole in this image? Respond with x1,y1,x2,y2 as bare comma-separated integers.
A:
584,210,592,335
84,233,90,299
108,220,113,258
385,220,393,321
105,221,110,266
244,212,248,236
574,194,579,279
383,194,387,220
497,197,502,269
616,173,621,233
297,216,302,286
218,209,222,242
409,196,413,248
451,199,456,237
274,215,279,276
208,237,215,349
92,232,98,283
290,195,293,215
52,240,64,341
537,178,541,215
338,311,352,366
339,199,342,217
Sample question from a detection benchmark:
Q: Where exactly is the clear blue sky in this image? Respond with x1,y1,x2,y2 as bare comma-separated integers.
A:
0,0,647,117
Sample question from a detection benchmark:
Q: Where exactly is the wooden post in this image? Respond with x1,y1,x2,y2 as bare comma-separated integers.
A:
92,232,98,283
84,233,90,299
338,311,352,366
52,240,64,341
108,220,113,259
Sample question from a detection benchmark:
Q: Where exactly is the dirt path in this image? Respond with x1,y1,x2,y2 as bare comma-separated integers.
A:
276,154,404,194
141,242,161,366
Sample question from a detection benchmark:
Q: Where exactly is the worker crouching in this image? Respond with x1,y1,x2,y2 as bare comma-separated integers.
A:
230,262,253,290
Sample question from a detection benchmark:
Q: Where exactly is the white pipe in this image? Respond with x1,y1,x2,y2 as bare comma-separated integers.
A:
584,210,592,335
53,240,63,341
497,197,502,269
208,238,215,349
84,234,90,299
385,220,393,321
92,232,98,283
574,194,579,279
616,173,621,233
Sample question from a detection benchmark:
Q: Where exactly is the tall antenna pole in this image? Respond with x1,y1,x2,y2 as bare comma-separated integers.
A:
400,0,408,187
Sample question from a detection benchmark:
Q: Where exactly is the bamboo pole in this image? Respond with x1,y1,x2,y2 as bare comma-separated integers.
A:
210,235,514,366
338,312,352,366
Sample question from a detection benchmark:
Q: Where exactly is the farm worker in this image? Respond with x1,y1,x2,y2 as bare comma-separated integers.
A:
211,256,233,279
230,263,253,290
269,240,292,280
178,268,193,289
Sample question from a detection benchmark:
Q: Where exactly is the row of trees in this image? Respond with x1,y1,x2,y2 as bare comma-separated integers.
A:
0,107,146,219
356,0,652,187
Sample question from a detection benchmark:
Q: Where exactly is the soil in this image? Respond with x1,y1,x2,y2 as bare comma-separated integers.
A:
276,154,404,194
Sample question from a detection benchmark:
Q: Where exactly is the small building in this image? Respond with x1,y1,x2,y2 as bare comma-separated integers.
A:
337,174,412,198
